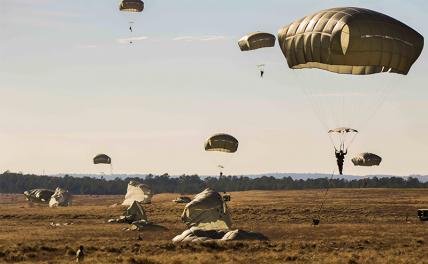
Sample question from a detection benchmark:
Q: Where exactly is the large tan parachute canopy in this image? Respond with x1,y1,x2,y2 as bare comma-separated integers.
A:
122,181,153,206
278,7,424,75
119,0,144,12
352,152,382,166
49,188,72,207
238,32,276,51
24,189,54,204
93,154,111,164
204,134,239,153
181,188,232,230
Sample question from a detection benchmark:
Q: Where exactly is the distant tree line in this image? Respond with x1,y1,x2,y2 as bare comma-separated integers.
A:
0,171,427,195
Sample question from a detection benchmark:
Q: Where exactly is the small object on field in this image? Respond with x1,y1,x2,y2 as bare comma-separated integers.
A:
76,245,84,262
312,218,320,226
417,209,428,221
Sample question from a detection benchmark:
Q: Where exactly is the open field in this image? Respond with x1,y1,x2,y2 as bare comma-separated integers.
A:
0,189,427,263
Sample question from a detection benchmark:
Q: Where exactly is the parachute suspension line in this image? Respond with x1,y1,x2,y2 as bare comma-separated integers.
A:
110,164,113,176
356,81,399,133
314,169,336,224
295,73,330,132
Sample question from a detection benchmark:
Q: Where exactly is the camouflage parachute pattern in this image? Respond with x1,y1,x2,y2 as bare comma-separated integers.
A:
181,188,232,230
278,7,424,75
238,32,276,51
93,154,111,164
24,189,54,204
122,181,153,206
49,188,72,207
204,134,238,153
352,152,382,166
119,0,144,12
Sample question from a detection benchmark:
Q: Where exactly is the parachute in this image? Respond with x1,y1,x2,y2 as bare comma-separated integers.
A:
93,154,112,175
277,7,424,172
122,181,153,206
119,0,144,12
205,134,238,176
328,127,358,152
93,154,111,164
239,32,275,77
352,153,382,166
119,0,144,43
238,32,276,51
204,134,238,153
24,189,54,204
277,7,424,75
181,188,232,230
49,187,72,207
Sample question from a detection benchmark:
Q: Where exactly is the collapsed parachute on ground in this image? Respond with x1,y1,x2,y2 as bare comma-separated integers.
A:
119,0,144,12
238,32,276,51
93,154,111,164
181,188,232,230
108,200,147,224
173,196,192,204
204,134,238,153
49,188,72,207
352,153,382,166
24,189,54,204
122,181,153,206
278,7,424,75
172,227,268,243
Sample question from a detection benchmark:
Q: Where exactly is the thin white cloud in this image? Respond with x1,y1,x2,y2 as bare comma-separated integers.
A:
116,36,148,44
173,35,226,42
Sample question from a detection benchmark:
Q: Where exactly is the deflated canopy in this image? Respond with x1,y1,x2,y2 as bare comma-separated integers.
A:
181,188,232,230
238,32,276,51
24,189,54,204
49,187,72,207
126,201,147,222
204,134,238,153
278,7,424,75
122,181,153,206
93,154,111,164
352,152,382,166
119,0,144,12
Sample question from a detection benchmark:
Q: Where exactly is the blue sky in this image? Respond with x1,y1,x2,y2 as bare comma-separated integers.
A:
0,0,427,176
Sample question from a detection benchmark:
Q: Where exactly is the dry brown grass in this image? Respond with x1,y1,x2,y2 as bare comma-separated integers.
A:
0,189,427,263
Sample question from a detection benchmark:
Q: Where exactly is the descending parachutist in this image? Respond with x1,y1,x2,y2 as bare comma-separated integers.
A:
260,70,264,78
335,149,347,175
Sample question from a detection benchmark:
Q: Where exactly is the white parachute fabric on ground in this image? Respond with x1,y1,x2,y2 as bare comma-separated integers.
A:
122,181,153,206
172,227,267,243
24,189,54,204
49,188,72,207
181,188,232,230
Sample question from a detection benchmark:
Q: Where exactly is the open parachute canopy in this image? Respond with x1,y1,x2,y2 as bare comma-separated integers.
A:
204,134,239,153
328,127,359,134
278,7,424,75
238,32,276,51
352,153,382,166
119,0,144,12
328,127,358,151
93,154,111,165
